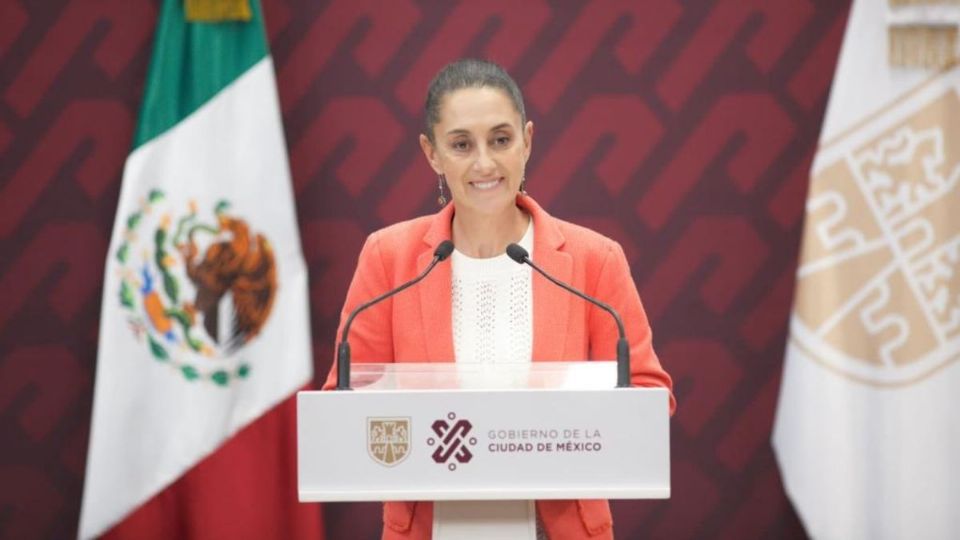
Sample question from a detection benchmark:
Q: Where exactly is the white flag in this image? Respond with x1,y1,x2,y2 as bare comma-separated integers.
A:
774,0,960,538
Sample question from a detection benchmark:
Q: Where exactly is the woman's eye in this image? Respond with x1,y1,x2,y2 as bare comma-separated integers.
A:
494,136,510,146
452,141,469,151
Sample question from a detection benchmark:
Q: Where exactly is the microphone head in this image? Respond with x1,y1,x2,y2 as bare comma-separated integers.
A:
505,243,529,264
434,240,455,261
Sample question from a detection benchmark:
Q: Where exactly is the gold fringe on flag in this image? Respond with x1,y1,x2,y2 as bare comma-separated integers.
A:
184,0,252,22
889,25,959,68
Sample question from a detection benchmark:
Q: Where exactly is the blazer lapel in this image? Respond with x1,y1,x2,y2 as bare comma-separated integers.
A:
418,204,455,362
521,196,573,362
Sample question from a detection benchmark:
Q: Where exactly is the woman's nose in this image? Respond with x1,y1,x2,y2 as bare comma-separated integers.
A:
473,145,496,173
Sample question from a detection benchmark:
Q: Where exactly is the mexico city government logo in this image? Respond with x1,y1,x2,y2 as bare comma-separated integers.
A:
792,80,960,386
427,412,476,471
114,189,277,386
367,417,411,467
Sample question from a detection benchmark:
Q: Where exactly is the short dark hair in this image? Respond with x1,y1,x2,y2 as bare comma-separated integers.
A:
423,58,526,144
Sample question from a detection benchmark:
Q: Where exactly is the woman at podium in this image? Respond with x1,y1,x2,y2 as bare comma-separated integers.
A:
325,59,675,540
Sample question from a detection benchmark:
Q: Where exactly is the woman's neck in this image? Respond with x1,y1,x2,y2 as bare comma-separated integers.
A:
452,204,529,259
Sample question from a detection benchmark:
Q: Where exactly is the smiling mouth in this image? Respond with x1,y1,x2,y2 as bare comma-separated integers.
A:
470,178,502,191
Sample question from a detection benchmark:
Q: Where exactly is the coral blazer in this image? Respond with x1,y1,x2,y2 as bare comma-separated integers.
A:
324,195,674,540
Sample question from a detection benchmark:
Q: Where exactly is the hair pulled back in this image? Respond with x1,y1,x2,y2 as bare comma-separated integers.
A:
423,58,526,144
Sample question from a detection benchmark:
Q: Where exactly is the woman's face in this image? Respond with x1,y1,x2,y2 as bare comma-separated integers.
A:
420,87,533,217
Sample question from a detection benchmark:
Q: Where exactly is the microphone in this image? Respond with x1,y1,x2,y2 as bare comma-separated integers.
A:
506,243,631,388
336,240,455,390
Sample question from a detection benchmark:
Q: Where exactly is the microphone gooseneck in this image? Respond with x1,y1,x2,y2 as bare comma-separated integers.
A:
336,240,454,390
506,243,631,388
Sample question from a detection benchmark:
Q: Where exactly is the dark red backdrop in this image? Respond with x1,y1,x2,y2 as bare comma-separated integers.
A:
0,0,850,538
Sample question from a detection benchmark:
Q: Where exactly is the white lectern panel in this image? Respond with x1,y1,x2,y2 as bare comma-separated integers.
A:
298,362,669,502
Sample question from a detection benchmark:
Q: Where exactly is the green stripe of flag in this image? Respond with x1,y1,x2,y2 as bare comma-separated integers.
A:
133,0,268,149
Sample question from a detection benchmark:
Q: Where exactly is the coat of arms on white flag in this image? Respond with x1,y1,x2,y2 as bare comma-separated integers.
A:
774,0,960,538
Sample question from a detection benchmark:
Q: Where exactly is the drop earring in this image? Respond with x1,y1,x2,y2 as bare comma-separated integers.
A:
519,175,527,195
437,174,448,206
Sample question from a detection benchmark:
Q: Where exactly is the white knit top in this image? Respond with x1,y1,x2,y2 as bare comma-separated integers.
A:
435,218,539,540
451,219,534,365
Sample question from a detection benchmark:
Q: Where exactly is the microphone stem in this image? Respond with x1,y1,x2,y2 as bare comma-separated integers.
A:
336,341,351,390
524,257,631,388
335,255,442,390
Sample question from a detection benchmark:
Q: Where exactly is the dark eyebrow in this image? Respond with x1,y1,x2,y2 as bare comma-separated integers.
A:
444,123,515,137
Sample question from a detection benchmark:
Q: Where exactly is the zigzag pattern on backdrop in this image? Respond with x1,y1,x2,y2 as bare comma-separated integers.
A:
0,1,849,538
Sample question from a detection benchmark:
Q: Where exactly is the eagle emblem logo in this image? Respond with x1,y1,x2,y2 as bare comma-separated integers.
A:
115,190,277,385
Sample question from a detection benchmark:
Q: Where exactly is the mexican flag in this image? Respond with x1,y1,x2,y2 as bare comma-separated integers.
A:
773,0,960,538
79,1,321,537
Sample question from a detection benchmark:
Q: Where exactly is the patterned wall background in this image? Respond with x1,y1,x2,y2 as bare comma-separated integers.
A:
0,0,851,538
